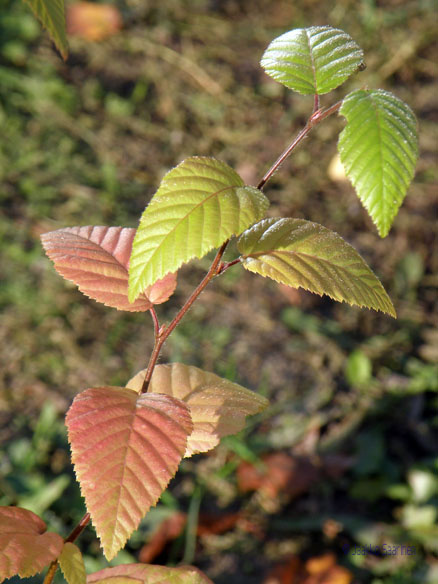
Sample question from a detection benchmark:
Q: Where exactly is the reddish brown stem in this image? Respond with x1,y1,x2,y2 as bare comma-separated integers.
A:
43,513,91,584
65,512,91,543
150,307,160,339
257,99,342,191
140,241,229,393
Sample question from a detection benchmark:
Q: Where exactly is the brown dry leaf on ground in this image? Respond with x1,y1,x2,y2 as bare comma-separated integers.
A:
138,512,187,563
67,2,122,41
139,510,261,563
264,553,352,584
237,453,320,500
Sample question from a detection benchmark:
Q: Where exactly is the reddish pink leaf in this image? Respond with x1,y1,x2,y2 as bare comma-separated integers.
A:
87,563,214,583
66,386,193,560
0,506,64,579
41,226,177,311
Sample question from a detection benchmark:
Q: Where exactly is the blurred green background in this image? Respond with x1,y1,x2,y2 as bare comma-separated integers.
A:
0,0,437,582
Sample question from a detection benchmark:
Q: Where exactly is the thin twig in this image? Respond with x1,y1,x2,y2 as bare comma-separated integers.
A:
150,307,160,340
43,513,91,584
140,241,229,393
257,100,342,191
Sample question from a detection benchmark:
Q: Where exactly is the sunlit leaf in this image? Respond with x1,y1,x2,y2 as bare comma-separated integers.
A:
261,26,363,95
338,89,418,237
0,506,63,580
66,387,193,560
237,218,395,316
127,363,268,457
23,0,68,58
87,563,214,584
59,542,86,584
128,157,269,302
41,226,177,311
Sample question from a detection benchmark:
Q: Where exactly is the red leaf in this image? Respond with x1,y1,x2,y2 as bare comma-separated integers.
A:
66,387,193,560
0,506,64,579
41,226,177,311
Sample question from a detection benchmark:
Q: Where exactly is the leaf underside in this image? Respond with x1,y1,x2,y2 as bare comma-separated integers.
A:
237,218,396,317
66,387,193,560
59,542,86,584
128,157,269,302
87,563,214,584
0,506,64,579
23,0,68,58
338,89,418,237
41,226,177,311
127,363,269,457
261,25,364,95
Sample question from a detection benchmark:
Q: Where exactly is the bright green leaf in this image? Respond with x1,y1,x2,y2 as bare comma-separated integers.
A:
59,543,86,584
345,350,372,387
237,218,396,317
261,26,364,95
23,0,68,59
338,89,418,237
128,157,269,302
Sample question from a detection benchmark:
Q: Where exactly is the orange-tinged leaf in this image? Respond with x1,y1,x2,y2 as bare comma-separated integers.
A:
41,226,177,311
67,2,122,41
0,506,63,580
66,387,193,560
127,363,268,457
87,563,214,584
59,542,86,584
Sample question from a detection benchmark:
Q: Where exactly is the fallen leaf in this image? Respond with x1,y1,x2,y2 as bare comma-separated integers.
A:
67,3,122,41
237,453,319,500
138,512,186,563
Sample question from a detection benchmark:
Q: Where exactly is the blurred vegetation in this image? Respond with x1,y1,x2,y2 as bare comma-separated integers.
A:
0,0,437,582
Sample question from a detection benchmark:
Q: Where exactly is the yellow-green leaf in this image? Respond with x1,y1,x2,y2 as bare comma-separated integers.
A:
338,89,418,237
237,218,396,317
261,26,364,95
128,157,269,302
59,543,86,584
23,0,68,58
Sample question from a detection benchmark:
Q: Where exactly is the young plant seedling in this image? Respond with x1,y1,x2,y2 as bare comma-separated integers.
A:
1,25,418,584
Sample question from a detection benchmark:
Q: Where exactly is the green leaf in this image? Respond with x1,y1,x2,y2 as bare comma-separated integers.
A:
338,89,418,237
128,157,269,302
261,26,364,95
237,218,396,317
23,0,68,59
59,543,86,584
